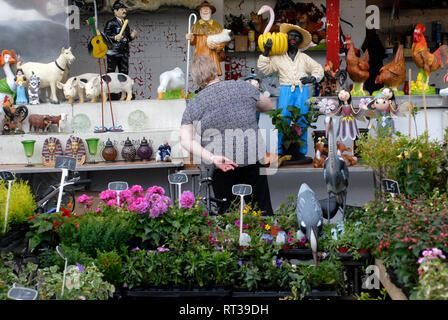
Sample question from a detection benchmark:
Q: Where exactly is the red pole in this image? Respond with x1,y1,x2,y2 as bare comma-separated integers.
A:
326,0,340,70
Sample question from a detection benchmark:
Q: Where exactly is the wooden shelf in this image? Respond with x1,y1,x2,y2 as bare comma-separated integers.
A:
1,159,184,174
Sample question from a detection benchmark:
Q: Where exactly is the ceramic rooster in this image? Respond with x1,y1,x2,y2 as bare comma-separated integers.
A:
411,23,448,94
345,38,370,96
376,44,406,95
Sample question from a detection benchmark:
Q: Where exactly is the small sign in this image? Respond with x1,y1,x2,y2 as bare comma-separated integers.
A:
382,179,400,195
7,287,38,300
168,173,188,184
232,184,252,196
54,156,77,171
56,245,67,260
108,181,129,191
0,171,14,181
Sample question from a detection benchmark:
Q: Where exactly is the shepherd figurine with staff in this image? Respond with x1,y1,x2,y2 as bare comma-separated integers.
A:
185,1,227,78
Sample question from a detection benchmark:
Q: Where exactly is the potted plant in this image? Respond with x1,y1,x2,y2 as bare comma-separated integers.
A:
267,98,321,161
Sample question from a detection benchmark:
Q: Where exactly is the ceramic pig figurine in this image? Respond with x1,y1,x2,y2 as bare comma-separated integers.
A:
56,73,97,104
79,73,134,103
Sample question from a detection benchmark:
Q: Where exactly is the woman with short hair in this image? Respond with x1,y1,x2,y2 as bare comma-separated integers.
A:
180,55,274,215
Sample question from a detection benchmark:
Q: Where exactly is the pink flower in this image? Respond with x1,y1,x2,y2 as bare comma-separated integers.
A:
107,199,117,207
95,208,101,213
157,247,169,252
203,212,209,217
77,194,93,204
130,185,143,195
99,189,117,202
146,186,165,196
119,189,132,203
180,191,195,208
207,221,212,227
288,237,294,243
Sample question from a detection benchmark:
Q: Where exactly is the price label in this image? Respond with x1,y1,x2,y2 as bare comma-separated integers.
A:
108,181,129,191
382,179,400,195
56,245,67,260
7,287,38,300
54,156,77,171
232,184,252,196
0,171,14,181
168,173,188,184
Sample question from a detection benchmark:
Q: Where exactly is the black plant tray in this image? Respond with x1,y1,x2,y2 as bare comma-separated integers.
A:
338,252,372,263
123,286,232,299
278,248,313,260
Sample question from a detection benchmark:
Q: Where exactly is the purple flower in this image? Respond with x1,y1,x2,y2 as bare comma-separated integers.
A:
131,247,140,252
180,191,195,208
238,260,243,267
76,262,85,272
276,259,282,267
157,247,169,252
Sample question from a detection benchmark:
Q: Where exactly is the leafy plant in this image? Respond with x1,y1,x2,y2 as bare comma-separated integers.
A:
0,179,36,231
410,248,448,300
95,250,123,286
267,98,321,150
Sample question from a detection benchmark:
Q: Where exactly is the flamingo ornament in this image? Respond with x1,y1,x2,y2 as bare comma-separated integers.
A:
0,50,18,104
257,5,288,56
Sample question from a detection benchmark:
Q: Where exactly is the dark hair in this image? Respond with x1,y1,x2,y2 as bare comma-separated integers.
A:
338,89,352,106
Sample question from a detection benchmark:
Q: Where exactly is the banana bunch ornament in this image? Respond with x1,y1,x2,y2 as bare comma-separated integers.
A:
257,5,288,56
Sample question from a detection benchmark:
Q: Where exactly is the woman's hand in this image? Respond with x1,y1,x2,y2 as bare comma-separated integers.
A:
211,155,238,172
207,42,219,50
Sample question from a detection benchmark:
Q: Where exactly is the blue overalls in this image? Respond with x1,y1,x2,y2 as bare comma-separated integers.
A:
277,84,310,155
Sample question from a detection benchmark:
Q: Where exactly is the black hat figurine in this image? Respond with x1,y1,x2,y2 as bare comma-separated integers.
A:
112,0,128,11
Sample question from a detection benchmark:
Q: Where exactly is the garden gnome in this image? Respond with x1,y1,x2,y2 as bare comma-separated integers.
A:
42,137,64,167
185,1,227,76
156,140,172,162
104,0,138,75
65,136,86,166
257,23,324,164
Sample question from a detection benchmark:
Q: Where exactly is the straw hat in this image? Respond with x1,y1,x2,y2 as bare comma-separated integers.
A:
279,23,312,49
196,1,216,14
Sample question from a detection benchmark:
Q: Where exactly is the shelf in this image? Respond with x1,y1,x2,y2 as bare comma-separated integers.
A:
2,159,184,174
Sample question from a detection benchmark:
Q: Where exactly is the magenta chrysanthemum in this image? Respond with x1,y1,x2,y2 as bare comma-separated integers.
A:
180,191,195,208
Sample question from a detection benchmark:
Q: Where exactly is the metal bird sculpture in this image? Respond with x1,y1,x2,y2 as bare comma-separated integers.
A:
296,183,323,266
321,100,349,221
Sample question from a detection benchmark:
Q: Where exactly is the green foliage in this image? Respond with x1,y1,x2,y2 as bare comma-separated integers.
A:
357,130,448,197
37,263,115,300
267,98,321,150
96,250,124,286
354,288,388,300
359,192,448,290
56,214,133,257
0,179,36,231
411,258,448,300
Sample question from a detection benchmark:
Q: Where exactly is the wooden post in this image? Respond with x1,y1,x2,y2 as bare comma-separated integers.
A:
421,77,429,135
408,69,412,137
326,0,340,70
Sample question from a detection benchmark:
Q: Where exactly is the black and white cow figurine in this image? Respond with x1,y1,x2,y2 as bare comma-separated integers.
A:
28,72,41,105
79,73,134,103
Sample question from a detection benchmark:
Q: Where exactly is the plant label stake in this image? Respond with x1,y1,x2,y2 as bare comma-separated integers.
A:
108,181,129,209
168,173,188,208
0,171,15,233
382,179,400,197
7,283,38,300
54,156,77,213
232,184,252,246
56,245,68,297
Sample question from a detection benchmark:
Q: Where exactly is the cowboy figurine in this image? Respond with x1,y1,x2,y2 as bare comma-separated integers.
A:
186,1,227,76
257,23,324,164
104,0,138,75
